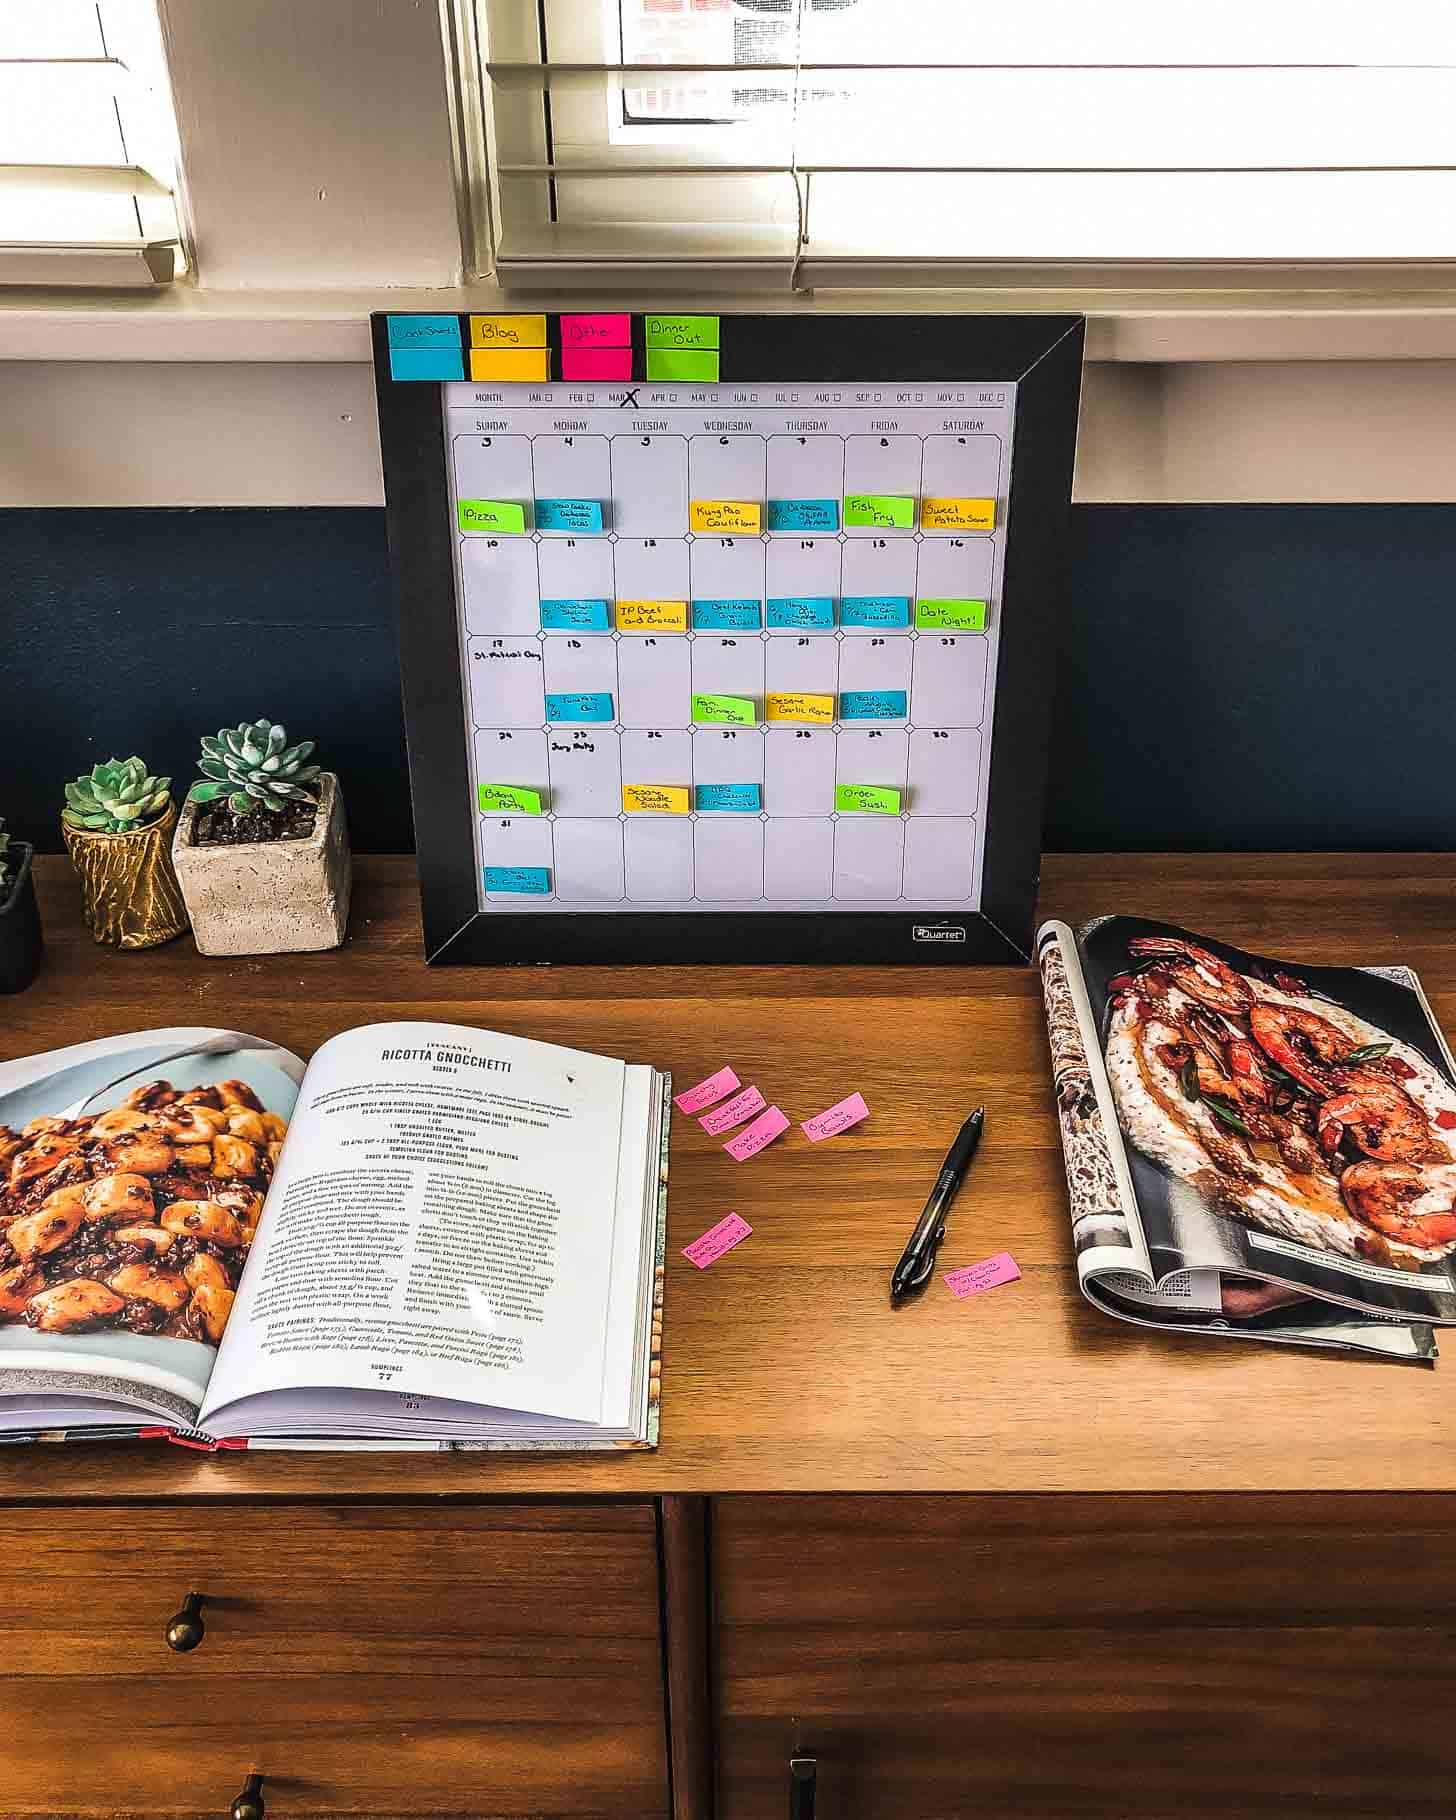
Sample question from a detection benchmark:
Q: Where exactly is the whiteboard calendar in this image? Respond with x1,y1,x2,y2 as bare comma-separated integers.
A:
373,312,1082,965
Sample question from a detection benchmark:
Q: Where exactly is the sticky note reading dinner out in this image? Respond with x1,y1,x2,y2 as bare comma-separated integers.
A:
692,599,761,631
618,599,688,632
692,693,756,727
689,500,762,534
766,499,839,533
645,314,719,350
540,599,610,632
921,497,996,531
844,495,915,529
458,499,525,535
477,783,542,815
545,692,614,723
470,313,547,348
766,693,834,725
535,498,605,534
724,1104,790,1162
623,784,690,815
675,1065,741,1115
801,1091,870,1142
682,1212,752,1270
483,866,550,895
835,784,901,814
840,690,908,721
695,783,760,812
916,598,988,632
646,348,719,384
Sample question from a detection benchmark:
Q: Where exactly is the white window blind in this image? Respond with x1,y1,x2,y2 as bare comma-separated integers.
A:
467,0,1456,290
0,0,184,286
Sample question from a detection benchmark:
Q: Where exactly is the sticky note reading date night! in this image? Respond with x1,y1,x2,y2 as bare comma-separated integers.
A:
682,1212,752,1269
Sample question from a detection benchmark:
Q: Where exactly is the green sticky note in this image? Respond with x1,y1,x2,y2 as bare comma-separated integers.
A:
478,783,542,815
835,784,902,814
915,598,988,631
458,499,525,535
844,495,915,529
644,314,719,349
646,348,720,383
691,692,756,726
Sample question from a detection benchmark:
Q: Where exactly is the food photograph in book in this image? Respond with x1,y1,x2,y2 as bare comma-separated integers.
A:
1080,917,1456,1281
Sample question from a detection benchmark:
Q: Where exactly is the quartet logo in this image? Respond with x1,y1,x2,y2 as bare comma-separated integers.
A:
912,923,966,944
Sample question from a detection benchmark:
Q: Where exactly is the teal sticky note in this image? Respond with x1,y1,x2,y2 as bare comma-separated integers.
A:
535,498,605,533
646,348,720,383
692,599,762,630
387,314,460,349
644,314,719,349
390,347,464,381
540,599,610,632
840,690,908,721
840,596,911,628
484,866,550,894
766,597,835,630
695,783,761,812
545,692,614,723
765,499,839,533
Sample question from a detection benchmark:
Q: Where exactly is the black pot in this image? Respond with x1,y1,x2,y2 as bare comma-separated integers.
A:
0,841,43,993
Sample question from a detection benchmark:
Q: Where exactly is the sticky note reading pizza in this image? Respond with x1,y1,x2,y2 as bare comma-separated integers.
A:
458,499,525,535
689,500,762,534
766,693,834,724
622,785,690,814
617,599,689,632
921,497,996,531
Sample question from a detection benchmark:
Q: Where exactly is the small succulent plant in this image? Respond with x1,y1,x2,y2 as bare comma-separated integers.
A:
188,720,322,817
63,758,172,834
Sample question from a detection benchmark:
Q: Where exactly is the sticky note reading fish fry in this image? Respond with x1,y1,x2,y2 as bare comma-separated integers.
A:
674,1066,741,1115
724,1105,790,1161
682,1212,752,1269
801,1092,869,1142
699,1083,767,1136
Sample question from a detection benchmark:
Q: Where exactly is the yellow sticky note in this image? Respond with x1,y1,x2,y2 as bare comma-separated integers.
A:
623,784,690,814
766,693,834,725
470,348,550,382
921,497,996,531
689,499,762,534
617,599,688,632
471,314,547,348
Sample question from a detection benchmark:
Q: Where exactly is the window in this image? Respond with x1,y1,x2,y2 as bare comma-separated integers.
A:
0,0,185,285
466,0,1456,289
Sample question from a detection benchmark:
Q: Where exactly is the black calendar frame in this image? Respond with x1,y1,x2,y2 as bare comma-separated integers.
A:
372,312,1083,965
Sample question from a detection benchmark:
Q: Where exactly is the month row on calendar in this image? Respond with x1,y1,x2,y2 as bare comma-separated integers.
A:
479,814,979,906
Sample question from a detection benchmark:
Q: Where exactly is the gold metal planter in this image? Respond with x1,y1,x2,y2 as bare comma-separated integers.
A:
61,801,189,950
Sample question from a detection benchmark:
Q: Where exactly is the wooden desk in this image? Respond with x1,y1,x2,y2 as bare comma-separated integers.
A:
6,853,1456,1819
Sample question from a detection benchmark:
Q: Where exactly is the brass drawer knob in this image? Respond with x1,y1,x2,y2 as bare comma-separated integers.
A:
230,1773,266,1820
164,1591,207,1653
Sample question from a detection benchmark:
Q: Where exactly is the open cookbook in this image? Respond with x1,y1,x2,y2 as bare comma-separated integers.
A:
0,1023,668,1447
1038,915,1456,1364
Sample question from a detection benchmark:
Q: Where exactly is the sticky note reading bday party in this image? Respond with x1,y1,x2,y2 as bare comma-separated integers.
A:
690,500,761,534
801,1092,870,1142
766,693,834,724
682,1212,752,1269
944,1252,1022,1299
835,785,901,813
470,348,550,382
623,784,690,814
915,598,988,632
691,693,756,726
477,784,542,815
618,599,689,632
675,1065,741,1115
458,499,525,535
844,494,914,529
921,497,996,531
699,1083,767,1135
724,1104,790,1161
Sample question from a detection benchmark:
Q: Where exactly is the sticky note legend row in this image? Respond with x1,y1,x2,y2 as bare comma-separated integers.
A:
385,312,723,384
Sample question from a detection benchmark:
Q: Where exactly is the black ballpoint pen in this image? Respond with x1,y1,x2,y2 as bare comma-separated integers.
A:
890,1108,986,1302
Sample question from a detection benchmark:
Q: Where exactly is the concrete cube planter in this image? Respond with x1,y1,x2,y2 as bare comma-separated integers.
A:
173,772,351,956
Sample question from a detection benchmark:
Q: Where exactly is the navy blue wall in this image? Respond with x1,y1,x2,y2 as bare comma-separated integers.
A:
5,504,1453,852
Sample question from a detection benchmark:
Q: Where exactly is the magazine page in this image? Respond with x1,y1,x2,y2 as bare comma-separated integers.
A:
0,1028,305,1428
1075,915,1456,1337
200,1021,633,1433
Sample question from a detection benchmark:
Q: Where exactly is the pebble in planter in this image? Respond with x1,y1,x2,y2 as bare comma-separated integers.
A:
61,757,188,950
173,719,352,956
0,818,43,992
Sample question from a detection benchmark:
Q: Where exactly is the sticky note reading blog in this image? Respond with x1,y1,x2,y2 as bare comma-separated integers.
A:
801,1092,870,1142
699,1083,767,1135
944,1252,1022,1299
683,1212,752,1269
724,1105,790,1161
675,1065,741,1115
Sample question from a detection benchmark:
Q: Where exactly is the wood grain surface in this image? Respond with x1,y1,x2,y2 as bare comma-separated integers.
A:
6,853,1456,1500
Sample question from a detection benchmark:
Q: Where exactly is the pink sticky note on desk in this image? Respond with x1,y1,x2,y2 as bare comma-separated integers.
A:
561,346,633,382
801,1091,870,1142
944,1252,1021,1299
675,1065,740,1115
699,1083,766,1135
724,1104,789,1161
682,1211,752,1268
561,312,631,347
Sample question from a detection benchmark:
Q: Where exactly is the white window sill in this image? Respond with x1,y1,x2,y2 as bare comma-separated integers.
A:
5,282,1456,363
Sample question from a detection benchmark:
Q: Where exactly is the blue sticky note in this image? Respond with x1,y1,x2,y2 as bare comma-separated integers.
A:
695,783,762,813
387,314,460,349
765,499,839,533
545,692,615,723
840,596,912,628
483,866,551,895
389,346,464,381
540,599,610,631
766,597,835,629
840,689,909,721
535,498,605,533
692,598,762,630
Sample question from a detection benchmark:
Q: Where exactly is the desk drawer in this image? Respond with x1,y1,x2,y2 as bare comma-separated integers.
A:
715,1493,1456,1819
0,1500,668,1818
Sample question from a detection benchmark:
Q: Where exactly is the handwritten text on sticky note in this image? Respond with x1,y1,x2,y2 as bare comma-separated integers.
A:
471,314,546,347
458,499,525,535
645,314,719,349
540,599,610,632
690,500,761,534
545,692,614,723
921,497,995,531
766,499,839,532
840,690,907,721
801,1092,870,1142
724,1104,790,1161
845,495,914,529
916,598,988,632
561,312,630,347
675,1065,741,1115
483,866,550,895
766,693,834,725
477,783,542,815
617,599,689,632
695,783,760,812
944,1252,1022,1299
835,784,901,814
692,693,756,726
766,597,834,630
683,1212,752,1269
623,784,690,814
535,498,605,533
693,599,761,631
700,1083,767,1135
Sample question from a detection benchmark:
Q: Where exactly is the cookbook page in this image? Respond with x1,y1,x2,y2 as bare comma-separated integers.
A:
201,1021,629,1430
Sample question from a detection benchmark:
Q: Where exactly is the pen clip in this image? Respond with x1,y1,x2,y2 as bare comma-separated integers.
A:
907,1225,946,1291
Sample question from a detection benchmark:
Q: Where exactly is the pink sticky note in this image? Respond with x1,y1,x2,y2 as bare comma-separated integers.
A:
944,1252,1021,1299
561,312,631,348
675,1065,740,1115
682,1211,752,1269
700,1083,766,1136
724,1104,790,1162
561,346,633,382
801,1091,870,1143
